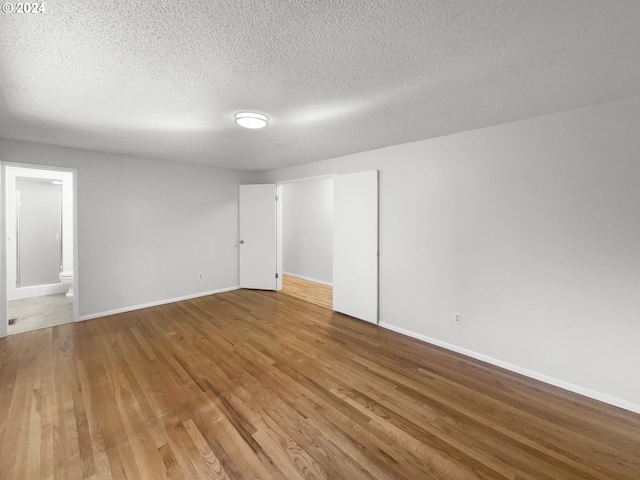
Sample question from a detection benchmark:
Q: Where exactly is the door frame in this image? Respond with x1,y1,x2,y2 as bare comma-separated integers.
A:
1,162,79,338
275,173,337,293
243,171,379,324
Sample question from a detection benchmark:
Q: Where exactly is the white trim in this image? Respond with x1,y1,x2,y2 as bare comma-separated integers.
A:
276,184,283,291
10,283,67,300
275,173,337,185
0,160,6,338
2,162,79,334
78,286,240,321
282,271,333,286
379,322,640,415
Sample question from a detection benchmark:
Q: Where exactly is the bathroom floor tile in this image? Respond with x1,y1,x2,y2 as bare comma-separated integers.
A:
7,294,73,335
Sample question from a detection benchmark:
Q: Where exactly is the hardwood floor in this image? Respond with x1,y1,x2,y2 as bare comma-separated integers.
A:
281,274,333,309
1,289,639,479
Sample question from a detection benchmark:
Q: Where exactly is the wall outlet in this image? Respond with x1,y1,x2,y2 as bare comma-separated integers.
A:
198,272,204,279
453,312,462,324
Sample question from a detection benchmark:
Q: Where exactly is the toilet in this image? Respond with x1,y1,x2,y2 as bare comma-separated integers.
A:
59,271,74,297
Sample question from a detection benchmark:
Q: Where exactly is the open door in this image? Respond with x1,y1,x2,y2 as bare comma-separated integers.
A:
333,170,379,324
239,184,278,290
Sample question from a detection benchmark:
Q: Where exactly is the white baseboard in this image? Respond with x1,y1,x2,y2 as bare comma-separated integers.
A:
78,286,240,322
74,288,638,415
9,283,67,300
282,271,333,286
379,322,640,415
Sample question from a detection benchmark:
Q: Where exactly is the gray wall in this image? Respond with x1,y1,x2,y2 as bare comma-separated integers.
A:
0,140,253,319
282,178,333,283
258,96,640,411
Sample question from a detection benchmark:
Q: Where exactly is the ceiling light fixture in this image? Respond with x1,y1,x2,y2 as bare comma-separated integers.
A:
235,112,269,129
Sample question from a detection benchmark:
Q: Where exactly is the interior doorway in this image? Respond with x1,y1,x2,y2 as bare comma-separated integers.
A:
278,176,335,309
4,164,78,335
239,170,378,323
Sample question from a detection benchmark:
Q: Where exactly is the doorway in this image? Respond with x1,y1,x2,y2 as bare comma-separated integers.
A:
239,171,379,323
279,176,334,309
4,164,77,335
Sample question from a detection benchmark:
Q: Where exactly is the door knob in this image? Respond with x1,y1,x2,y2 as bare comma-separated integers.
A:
239,240,245,244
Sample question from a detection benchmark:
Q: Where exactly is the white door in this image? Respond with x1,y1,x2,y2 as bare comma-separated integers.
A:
239,184,278,290
333,170,379,324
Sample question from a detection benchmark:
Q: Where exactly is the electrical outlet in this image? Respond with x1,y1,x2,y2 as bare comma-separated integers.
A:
453,312,462,324
198,272,204,279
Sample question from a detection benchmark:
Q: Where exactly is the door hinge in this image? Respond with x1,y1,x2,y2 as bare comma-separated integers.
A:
275,195,279,201
275,273,279,279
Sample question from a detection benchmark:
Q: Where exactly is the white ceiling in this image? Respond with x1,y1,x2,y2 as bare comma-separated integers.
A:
0,1,639,171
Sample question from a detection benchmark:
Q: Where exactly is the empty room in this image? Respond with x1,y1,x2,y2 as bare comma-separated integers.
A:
1,1,639,479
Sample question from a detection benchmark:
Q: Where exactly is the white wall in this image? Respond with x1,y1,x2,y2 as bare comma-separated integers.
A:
258,96,640,412
0,139,253,320
282,178,333,284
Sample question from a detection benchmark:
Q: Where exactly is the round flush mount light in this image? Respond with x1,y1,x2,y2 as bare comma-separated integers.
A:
234,112,269,129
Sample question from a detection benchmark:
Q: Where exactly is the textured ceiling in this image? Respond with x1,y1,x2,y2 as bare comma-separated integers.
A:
0,1,639,171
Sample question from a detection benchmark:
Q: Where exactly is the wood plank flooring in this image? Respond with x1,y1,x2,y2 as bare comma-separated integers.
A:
1,289,639,479
281,274,333,309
